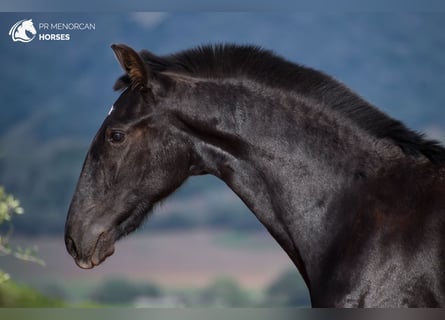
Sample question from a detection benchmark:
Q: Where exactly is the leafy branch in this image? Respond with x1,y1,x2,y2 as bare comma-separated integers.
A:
0,186,44,283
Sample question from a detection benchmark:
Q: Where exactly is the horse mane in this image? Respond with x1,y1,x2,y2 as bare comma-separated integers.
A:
124,44,445,164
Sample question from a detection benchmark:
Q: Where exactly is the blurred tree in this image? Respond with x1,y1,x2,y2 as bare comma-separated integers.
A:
34,282,68,301
89,277,162,305
0,186,44,283
263,269,310,307
200,277,251,307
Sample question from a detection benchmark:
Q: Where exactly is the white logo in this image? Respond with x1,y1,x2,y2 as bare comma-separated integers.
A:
9,19,37,43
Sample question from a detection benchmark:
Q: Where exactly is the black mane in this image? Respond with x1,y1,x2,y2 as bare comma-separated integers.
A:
136,44,445,164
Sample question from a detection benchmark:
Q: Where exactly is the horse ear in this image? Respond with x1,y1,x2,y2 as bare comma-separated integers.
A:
111,44,150,89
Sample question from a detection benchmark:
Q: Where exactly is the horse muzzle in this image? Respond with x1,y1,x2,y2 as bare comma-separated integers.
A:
65,224,116,269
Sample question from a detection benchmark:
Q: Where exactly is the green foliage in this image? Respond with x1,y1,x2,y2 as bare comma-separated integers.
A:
262,269,310,307
0,186,44,283
0,280,64,307
0,186,23,224
89,277,162,305
200,277,252,307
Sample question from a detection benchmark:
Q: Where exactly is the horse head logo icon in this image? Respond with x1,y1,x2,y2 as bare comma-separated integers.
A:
9,19,37,43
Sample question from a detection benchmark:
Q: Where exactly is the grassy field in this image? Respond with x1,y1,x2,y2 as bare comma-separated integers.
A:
2,230,304,304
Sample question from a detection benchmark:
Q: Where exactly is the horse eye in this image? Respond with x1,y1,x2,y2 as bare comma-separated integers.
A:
109,131,125,144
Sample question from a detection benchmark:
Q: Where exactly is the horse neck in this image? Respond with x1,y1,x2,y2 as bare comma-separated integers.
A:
167,78,393,290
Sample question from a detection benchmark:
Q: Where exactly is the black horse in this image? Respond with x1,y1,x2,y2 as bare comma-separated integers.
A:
65,43,445,307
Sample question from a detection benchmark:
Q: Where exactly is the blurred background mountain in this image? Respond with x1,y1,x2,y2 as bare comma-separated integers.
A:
0,12,444,307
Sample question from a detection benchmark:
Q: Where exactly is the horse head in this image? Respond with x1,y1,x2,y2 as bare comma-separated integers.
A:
10,19,36,42
64,44,191,269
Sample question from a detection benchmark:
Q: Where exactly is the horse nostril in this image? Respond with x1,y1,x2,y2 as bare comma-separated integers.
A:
65,236,78,259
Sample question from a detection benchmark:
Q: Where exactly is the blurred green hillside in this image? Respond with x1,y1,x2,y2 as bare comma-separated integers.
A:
0,280,64,307
0,13,445,235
